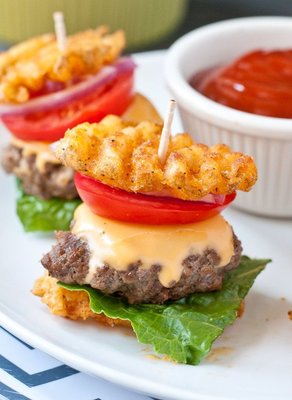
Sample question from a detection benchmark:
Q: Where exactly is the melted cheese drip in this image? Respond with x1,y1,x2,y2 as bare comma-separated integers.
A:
72,204,235,288
11,137,61,173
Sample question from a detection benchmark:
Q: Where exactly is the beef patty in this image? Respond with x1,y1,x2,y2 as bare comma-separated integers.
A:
2,144,78,200
41,231,242,304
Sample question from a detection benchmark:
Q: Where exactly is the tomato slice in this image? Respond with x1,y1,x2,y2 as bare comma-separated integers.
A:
2,70,134,142
75,173,236,225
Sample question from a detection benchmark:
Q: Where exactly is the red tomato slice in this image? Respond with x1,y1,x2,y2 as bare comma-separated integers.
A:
2,71,134,142
75,172,236,225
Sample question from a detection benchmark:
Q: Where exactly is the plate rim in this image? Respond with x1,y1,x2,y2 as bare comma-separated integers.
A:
0,308,223,400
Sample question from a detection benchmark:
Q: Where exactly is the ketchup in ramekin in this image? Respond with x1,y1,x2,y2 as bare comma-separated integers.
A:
190,50,292,118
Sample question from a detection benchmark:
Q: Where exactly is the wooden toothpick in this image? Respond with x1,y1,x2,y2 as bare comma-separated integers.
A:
158,99,176,164
53,11,67,52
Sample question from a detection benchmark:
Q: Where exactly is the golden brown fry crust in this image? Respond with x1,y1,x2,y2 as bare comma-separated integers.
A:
55,115,257,200
0,27,125,103
33,274,130,328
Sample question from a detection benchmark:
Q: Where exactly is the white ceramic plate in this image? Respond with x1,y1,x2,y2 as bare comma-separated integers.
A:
0,52,292,400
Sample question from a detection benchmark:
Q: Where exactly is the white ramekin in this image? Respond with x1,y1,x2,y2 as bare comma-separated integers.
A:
165,16,292,217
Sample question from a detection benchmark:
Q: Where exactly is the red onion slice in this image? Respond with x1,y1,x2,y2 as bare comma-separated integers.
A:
142,191,227,204
0,57,136,116
199,194,226,204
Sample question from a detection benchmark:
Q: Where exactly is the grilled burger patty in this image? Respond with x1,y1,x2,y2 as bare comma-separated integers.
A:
41,231,242,304
2,144,78,200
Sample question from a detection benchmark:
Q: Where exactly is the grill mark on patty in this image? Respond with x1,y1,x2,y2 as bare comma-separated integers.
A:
41,231,242,304
1,144,78,200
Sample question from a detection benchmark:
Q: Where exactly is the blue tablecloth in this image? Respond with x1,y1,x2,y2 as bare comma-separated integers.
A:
0,326,158,400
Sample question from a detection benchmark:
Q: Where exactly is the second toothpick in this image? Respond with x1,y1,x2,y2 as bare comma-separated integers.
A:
158,99,176,164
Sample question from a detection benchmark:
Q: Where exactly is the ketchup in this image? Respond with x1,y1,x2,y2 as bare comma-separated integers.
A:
190,50,292,118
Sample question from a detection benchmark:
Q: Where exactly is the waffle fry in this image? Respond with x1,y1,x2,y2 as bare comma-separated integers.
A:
56,115,257,200
0,26,125,103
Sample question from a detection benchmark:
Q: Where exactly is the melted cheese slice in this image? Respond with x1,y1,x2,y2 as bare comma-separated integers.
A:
11,137,61,172
72,203,235,288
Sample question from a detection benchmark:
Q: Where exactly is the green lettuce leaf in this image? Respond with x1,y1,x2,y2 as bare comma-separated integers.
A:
16,180,81,232
59,256,270,365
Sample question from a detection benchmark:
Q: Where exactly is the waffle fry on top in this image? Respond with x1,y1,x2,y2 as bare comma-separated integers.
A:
55,115,257,201
0,26,125,104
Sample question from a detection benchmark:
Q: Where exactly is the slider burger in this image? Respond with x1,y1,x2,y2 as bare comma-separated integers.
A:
0,19,160,231
34,114,269,364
